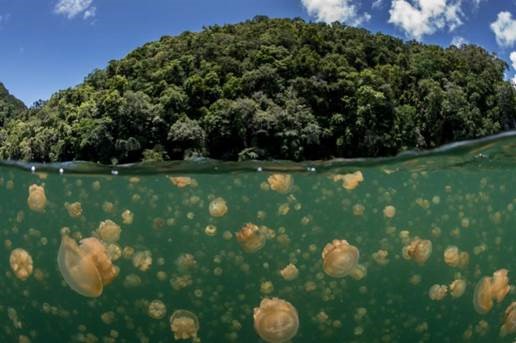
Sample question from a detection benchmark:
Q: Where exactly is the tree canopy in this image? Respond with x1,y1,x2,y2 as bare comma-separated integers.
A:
1,17,515,163
0,83,26,127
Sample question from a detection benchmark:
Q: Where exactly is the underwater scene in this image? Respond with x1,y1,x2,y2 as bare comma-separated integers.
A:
0,132,515,343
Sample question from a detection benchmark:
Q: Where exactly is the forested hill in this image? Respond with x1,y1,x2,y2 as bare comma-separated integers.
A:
1,16,515,163
0,83,26,126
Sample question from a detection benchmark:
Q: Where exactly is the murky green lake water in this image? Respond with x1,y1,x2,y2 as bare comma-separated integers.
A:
0,133,515,343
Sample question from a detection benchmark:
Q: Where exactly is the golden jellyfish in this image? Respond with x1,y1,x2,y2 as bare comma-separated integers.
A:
9,248,33,281
121,210,134,225
57,235,117,297
170,310,199,340
473,277,494,314
402,238,432,265
208,197,228,217
65,202,83,218
449,279,467,298
176,253,197,272
321,239,360,278
236,223,266,253
444,246,460,267
500,302,516,337
331,171,364,190
148,300,167,320
350,264,367,280
491,268,510,303
169,176,195,188
253,297,299,343
27,184,47,212
428,284,448,301
372,249,389,266
132,250,152,271
280,264,299,281
96,220,121,243
267,174,293,194
383,205,396,219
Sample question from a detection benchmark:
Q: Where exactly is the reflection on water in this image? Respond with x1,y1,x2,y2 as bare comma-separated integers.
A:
0,132,515,342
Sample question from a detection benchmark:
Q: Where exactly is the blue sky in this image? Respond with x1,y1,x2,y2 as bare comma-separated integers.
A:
1,0,515,106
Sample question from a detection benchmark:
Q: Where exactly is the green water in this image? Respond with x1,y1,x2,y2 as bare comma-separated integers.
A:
0,132,515,343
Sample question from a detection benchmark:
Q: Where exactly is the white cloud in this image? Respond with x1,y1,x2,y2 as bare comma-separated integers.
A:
301,0,371,26
451,36,467,47
55,0,95,19
83,6,96,19
510,51,516,70
490,11,516,47
388,0,463,40
512,74,516,87
472,0,485,9
372,0,384,9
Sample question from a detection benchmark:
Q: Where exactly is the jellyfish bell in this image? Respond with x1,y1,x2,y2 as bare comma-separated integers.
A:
444,246,460,267
332,171,364,190
27,184,47,212
403,238,432,265
253,297,299,343
209,197,228,217
57,235,117,297
491,269,510,303
170,310,199,340
96,220,121,243
9,248,33,281
473,277,494,314
267,174,293,194
429,284,448,301
322,240,359,278
500,302,516,337
236,223,266,253
280,264,299,281
449,279,467,298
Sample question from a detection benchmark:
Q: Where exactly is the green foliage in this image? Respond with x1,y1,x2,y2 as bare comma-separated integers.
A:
1,17,515,163
0,83,26,126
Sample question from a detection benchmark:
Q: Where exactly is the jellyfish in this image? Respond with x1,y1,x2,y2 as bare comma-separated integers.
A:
372,249,389,266
383,205,396,219
209,197,228,217
428,284,448,301
176,253,197,272
121,210,134,225
132,250,152,271
253,297,299,343
65,202,83,218
473,277,494,314
402,238,432,265
9,248,33,281
321,239,360,278
27,184,47,212
169,176,195,188
236,223,266,253
280,264,299,281
500,302,516,337
148,300,167,320
170,310,199,340
449,279,467,298
267,174,293,194
96,220,121,243
443,246,460,267
57,235,117,297
332,171,364,190
350,264,367,280
491,268,510,303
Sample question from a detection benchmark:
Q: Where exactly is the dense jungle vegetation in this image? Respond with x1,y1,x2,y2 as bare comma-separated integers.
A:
0,83,26,127
1,16,515,163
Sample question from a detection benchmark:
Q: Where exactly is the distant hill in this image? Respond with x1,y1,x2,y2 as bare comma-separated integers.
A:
0,82,26,126
1,16,515,163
